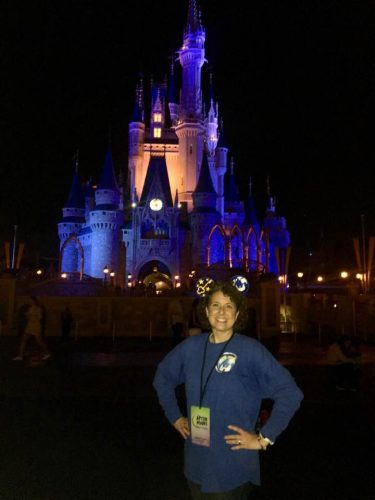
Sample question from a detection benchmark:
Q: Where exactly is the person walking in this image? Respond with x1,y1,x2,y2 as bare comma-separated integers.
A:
13,296,51,361
61,305,74,341
153,281,303,499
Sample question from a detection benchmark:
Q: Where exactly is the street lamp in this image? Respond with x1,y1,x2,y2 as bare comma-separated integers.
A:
103,266,109,284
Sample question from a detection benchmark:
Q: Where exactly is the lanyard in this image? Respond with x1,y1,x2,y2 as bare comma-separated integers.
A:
199,332,234,408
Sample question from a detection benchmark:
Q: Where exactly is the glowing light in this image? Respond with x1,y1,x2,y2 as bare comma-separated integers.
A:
196,277,214,297
297,272,304,278
317,276,323,282
36,269,43,275
356,273,363,280
103,266,109,275
61,273,67,279
340,271,348,279
110,272,115,277
131,202,137,208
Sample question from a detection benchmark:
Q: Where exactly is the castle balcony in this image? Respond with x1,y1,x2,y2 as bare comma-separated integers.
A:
140,239,170,248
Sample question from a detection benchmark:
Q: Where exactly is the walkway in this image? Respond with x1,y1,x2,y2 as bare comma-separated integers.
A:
0,335,374,499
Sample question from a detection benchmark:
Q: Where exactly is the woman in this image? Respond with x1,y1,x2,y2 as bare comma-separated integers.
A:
153,282,303,499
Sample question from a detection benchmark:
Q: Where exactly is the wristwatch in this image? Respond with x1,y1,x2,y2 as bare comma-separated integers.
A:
257,432,274,450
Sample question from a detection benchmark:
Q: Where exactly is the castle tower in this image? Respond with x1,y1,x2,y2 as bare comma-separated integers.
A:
89,147,122,278
175,0,206,209
263,176,290,275
58,168,86,273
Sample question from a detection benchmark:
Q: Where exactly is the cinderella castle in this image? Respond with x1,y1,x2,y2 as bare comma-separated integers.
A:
58,0,290,289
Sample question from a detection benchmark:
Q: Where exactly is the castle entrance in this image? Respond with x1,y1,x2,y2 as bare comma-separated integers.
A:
138,260,172,291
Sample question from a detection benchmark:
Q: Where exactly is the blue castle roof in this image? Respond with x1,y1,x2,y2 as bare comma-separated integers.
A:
65,171,85,209
140,156,173,206
195,152,216,194
97,148,119,191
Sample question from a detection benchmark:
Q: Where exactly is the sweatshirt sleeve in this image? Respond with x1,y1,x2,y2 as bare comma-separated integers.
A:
153,343,187,425
253,343,304,443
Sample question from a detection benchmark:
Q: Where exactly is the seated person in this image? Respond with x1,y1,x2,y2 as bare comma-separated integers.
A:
326,335,361,390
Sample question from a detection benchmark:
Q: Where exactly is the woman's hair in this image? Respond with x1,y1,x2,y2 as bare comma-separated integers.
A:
197,281,248,331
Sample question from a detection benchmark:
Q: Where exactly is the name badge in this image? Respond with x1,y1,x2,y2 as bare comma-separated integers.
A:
191,406,210,447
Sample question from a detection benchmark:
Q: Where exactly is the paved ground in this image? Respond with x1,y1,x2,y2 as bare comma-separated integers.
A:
0,334,374,500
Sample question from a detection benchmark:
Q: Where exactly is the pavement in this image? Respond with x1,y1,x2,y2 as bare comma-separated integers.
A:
0,334,374,500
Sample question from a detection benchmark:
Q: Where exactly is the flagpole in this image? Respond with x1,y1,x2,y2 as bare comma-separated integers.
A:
361,215,367,293
11,225,17,270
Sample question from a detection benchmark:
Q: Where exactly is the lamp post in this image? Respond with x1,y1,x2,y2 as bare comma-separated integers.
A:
103,266,109,285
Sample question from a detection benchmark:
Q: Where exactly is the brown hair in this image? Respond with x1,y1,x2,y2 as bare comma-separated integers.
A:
197,281,248,331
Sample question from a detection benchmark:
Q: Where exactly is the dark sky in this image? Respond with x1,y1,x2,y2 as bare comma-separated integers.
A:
2,0,375,273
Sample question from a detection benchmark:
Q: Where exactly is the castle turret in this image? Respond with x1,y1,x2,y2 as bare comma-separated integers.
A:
167,59,179,124
215,120,228,217
129,77,145,203
224,158,245,227
263,176,290,275
205,74,219,159
190,151,220,265
89,147,122,278
58,167,86,273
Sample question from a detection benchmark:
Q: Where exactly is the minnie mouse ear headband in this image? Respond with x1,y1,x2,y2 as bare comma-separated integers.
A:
195,275,249,297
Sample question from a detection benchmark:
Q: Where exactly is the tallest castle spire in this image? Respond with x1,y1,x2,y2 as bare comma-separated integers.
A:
184,0,204,35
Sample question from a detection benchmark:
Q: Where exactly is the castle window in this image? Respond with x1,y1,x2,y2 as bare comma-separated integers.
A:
154,127,161,138
153,113,162,123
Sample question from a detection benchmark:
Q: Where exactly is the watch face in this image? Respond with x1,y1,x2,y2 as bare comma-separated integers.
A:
149,198,163,211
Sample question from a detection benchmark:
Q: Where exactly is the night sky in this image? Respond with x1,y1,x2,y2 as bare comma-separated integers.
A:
2,0,375,274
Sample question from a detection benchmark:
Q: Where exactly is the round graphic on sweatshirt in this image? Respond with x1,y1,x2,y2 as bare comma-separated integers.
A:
216,352,237,373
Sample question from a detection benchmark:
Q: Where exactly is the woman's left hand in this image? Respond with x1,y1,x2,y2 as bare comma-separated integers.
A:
224,424,262,450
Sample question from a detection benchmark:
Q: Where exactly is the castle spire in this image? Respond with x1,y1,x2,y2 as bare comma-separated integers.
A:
266,175,276,213
185,0,203,35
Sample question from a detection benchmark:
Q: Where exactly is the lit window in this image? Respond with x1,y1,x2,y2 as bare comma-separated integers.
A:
153,113,162,123
154,127,161,138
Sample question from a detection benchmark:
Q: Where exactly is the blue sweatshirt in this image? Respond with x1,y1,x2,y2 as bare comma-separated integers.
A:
153,333,303,493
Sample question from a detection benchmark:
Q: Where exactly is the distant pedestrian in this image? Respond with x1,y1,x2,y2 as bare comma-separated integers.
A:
12,296,50,361
61,305,74,340
187,297,202,336
326,335,361,390
168,298,186,344
16,303,30,337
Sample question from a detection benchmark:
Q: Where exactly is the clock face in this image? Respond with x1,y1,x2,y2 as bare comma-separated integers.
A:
149,198,163,211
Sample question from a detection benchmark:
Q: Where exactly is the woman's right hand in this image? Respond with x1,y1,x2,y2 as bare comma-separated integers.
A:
173,417,190,439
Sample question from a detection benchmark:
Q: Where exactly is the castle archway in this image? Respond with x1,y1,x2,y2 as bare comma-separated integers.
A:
137,260,172,290
60,235,84,279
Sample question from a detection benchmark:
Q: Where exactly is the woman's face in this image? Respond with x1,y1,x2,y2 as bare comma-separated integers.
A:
206,290,239,335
